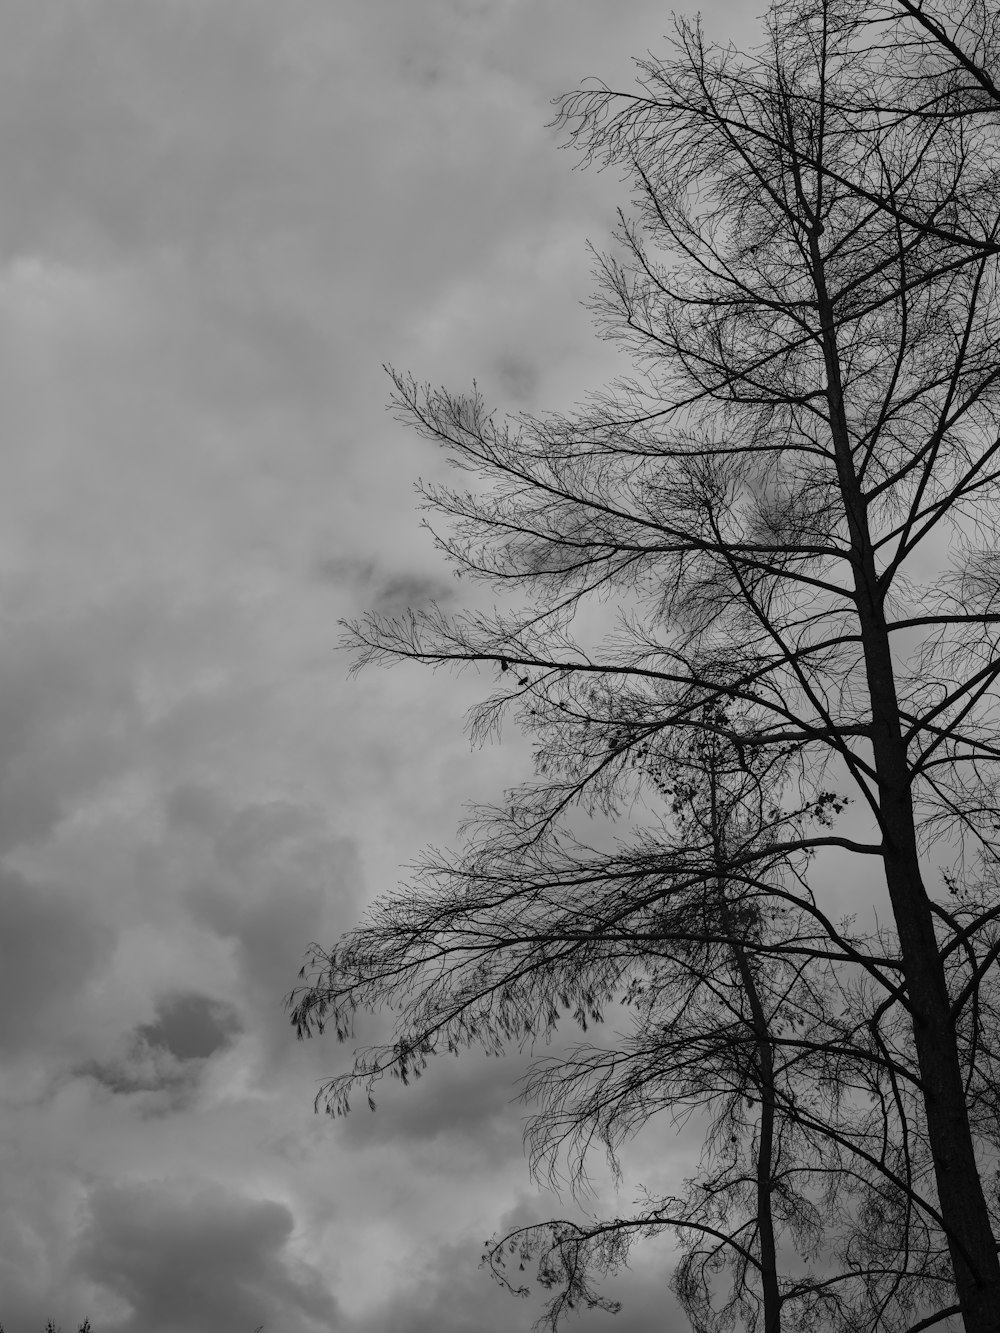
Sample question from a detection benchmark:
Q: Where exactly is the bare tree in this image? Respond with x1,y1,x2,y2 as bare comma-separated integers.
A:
481,722,872,1333
292,1,1000,1328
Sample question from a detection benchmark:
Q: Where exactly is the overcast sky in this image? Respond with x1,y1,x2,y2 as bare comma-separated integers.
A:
0,3,772,1331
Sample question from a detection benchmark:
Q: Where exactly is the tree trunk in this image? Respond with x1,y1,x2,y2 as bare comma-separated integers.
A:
866,639,1000,1332
734,938,781,1333
811,235,1000,1330
710,769,782,1333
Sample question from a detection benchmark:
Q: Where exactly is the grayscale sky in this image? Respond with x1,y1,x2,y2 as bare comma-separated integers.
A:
0,2,761,1330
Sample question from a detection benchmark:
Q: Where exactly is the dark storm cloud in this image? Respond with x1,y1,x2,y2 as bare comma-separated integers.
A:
76,1179,339,1333
138,991,242,1061
0,865,110,1053
79,993,242,1106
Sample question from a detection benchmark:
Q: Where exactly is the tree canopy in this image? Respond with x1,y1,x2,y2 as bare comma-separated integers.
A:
291,3,1000,1329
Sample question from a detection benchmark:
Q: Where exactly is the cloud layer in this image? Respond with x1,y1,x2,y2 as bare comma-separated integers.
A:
0,2,755,1330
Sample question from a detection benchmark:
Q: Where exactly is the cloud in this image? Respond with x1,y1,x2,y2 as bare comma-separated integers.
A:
349,1228,689,1333
312,555,456,618
78,992,243,1114
0,0,296,261
0,4,768,1333
170,784,362,1075
329,1047,530,1176
138,992,242,1062
0,608,143,854
76,1179,339,1333
0,865,111,1055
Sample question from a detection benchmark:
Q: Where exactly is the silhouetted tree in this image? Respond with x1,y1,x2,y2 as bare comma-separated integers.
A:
292,1,1000,1328
480,720,880,1333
